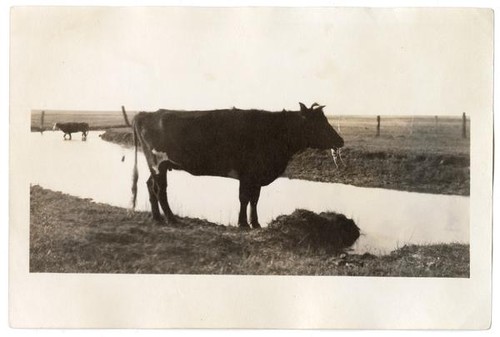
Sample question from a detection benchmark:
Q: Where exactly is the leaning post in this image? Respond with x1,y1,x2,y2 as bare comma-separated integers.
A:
40,110,45,134
376,115,381,137
122,106,131,127
462,112,466,138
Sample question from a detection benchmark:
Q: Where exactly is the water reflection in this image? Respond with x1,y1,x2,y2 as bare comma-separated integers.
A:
30,132,469,254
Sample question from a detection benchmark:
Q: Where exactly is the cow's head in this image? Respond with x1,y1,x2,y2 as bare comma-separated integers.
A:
52,123,60,131
299,102,344,150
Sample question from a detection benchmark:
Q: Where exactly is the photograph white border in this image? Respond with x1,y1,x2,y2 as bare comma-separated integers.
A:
4,0,496,332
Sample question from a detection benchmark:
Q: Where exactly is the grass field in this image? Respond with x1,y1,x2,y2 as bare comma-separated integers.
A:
329,115,469,155
30,186,470,277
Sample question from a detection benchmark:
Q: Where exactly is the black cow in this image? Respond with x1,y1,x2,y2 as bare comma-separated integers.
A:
53,122,90,141
131,102,344,229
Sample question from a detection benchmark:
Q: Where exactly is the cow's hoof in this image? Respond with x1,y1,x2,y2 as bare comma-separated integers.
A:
166,216,178,224
152,215,164,222
238,223,251,230
251,223,261,229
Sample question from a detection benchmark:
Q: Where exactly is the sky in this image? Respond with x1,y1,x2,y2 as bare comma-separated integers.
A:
11,7,493,115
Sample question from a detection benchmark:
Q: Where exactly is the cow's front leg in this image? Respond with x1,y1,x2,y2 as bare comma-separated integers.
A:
238,182,251,229
249,185,261,229
146,175,162,221
68,133,72,140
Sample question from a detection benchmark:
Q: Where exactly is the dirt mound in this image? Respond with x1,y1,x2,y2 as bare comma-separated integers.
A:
266,209,360,253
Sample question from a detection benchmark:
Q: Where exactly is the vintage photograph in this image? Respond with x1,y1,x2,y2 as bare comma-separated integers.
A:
10,6,493,329
28,110,470,276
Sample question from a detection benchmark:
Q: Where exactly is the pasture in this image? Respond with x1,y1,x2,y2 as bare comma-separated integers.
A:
330,115,469,155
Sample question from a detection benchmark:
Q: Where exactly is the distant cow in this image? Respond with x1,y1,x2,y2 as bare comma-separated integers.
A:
131,102,344,229
53,122,89,141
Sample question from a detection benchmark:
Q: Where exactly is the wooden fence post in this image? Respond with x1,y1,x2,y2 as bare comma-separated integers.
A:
40,110,45,134
122,106,131,127
376,115,380,137
462,112,466,138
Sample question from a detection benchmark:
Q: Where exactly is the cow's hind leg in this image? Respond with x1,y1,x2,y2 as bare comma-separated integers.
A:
238,182,251,229
146,175,162,221
157,163,176,223
249,185,262,229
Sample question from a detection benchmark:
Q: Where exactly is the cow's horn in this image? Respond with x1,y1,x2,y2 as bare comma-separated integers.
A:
311,103,325,110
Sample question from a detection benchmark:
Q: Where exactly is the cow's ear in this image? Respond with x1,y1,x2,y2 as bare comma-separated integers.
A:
299,102,308,112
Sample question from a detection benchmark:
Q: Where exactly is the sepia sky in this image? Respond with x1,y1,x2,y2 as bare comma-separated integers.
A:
11,7,493,115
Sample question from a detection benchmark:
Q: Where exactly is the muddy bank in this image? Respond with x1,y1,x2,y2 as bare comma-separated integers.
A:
30,186,469,277
100,128,469,196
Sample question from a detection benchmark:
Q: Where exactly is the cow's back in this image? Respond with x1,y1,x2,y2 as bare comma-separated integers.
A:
135,109,302,184
58,122,89,133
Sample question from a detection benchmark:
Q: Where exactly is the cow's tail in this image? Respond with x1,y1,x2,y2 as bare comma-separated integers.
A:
131,121,139,211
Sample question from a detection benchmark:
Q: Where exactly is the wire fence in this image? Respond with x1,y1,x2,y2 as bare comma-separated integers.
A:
329,114,470,141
